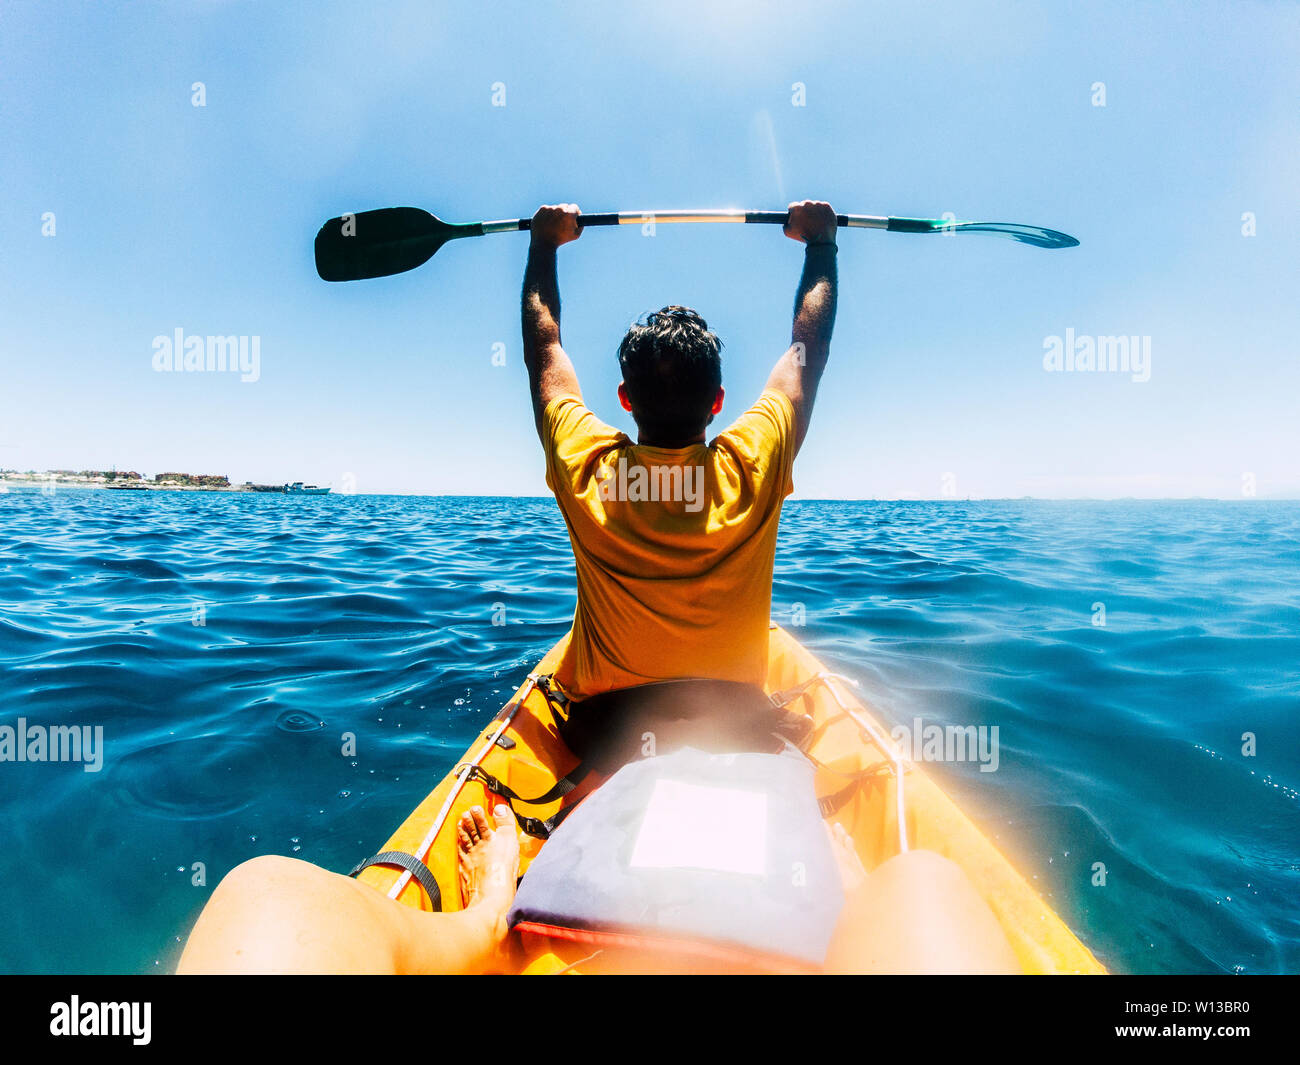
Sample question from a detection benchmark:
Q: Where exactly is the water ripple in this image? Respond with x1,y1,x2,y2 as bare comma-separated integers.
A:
0,491,1296,974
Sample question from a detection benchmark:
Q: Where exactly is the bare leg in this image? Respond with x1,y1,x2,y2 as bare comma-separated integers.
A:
824,847,1021,974
177,805,520,974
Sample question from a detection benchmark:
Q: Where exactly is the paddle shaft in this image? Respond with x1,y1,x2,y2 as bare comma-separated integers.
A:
481,209,892,235
313,205,1077,281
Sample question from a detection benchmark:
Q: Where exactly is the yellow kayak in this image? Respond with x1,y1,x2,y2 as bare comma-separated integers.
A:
356,625,1106,974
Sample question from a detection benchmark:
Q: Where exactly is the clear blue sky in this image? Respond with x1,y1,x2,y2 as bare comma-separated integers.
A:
2,0,1296,498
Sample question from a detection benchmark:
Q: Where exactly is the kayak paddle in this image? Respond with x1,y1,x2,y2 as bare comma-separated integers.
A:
314,206,1079,282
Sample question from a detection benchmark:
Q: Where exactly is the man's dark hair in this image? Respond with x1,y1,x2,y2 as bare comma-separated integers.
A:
617,306,723,445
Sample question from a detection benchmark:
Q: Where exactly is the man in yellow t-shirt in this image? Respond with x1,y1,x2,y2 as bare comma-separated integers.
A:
522,200,839,700
178,201,1017,977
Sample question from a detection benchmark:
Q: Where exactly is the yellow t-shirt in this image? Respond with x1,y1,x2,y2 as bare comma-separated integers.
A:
543,388,796,700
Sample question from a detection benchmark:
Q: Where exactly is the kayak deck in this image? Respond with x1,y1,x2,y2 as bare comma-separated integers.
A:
357,625,1105,974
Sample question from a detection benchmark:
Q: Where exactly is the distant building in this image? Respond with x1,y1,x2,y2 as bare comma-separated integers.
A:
153,473,230,488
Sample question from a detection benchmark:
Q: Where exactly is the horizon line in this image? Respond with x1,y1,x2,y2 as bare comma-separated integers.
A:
3,483,1295,503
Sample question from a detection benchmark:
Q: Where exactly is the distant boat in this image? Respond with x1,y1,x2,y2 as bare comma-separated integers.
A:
283,482,330,495
105,483,148,490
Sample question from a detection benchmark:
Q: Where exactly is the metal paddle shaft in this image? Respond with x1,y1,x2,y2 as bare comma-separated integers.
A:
314,206,1078,281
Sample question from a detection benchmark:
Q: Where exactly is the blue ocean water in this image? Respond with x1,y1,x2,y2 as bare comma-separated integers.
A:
0,489,1296,974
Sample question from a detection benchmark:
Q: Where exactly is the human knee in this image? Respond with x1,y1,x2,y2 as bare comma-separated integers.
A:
873,848,969,887
214,854,319,904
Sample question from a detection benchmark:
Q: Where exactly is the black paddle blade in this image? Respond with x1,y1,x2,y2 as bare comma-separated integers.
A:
314,207,481,281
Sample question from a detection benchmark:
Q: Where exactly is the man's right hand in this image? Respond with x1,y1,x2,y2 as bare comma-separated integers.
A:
784,200,838,247
530,203,582,249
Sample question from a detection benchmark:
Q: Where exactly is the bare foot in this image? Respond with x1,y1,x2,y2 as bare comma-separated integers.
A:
456,804,520,943
829,822,867,894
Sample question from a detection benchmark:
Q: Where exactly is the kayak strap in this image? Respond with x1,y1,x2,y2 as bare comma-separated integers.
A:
816,761,895,818
514,804,577,841
457,761,591,805
535,672,569,710
456,762,590,840
349,850,442,911
769,672,913,851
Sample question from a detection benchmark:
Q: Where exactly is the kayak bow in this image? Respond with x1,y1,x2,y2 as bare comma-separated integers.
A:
355,626,1105,974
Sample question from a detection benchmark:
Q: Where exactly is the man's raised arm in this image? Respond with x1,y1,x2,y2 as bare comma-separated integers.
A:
521,203,584,440
764,199,839,455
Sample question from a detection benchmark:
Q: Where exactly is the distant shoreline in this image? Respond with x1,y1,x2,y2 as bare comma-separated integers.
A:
0,474,302,494
3,481,254,493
